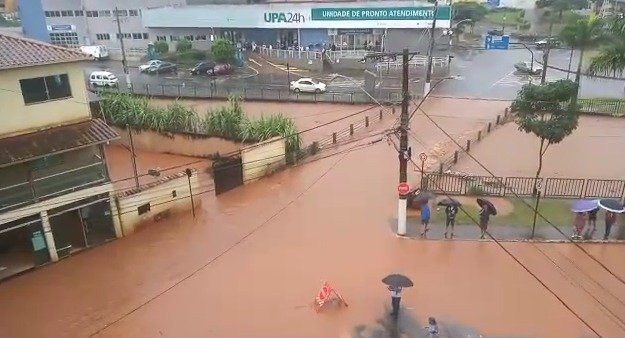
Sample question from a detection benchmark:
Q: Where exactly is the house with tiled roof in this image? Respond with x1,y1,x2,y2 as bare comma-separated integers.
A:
0,32,122,280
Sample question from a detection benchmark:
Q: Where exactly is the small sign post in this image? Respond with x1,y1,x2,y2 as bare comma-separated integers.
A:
398,182,411,196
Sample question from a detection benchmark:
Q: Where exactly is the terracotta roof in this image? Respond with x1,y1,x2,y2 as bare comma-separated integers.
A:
0,32,90,70
116,169,198,198
0,119,119,168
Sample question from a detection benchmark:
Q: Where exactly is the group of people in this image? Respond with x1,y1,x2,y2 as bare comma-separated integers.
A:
572,208,617,240
388,285,439,336
418,201,492,240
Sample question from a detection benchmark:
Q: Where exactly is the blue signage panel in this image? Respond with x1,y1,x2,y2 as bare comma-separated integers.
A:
485,35,510,50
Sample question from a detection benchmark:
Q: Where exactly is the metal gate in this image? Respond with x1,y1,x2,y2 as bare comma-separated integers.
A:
212,156,243,195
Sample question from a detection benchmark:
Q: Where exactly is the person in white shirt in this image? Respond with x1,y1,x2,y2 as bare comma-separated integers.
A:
388,285,402,318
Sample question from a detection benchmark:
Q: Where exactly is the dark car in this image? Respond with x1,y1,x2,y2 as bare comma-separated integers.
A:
190,61,215,75
514,61,543,75
487,29,504,36
147,62,178,74
208,64,233,76
535,38,561,50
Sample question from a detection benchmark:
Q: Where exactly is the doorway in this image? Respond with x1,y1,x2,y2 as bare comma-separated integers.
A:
0,216,49,280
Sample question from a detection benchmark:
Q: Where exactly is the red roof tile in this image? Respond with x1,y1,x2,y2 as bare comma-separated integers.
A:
0,119,119,167
0,32,90,70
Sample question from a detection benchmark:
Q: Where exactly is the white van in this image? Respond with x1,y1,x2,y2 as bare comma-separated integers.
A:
89,71,118,87
80,45,109,60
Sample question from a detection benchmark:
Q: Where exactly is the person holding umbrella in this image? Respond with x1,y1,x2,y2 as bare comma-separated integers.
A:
382,274,413,319
570,200,599,240
598,199,625,240
585,207,599,238
420,201,432,238
604,211,617,240
477,198,496,239
438,198,460,239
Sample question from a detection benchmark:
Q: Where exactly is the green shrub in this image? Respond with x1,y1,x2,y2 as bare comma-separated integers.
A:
176,38,192,52
240,114,301,153
201,97,245,139
154,41,169,54
467,185,486,196
211,38,236,63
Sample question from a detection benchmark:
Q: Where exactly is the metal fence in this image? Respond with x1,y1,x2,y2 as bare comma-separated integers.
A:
579,98,625,116
375,56,449,71
258,47,321,60
423,173,625,199
95,83,410,104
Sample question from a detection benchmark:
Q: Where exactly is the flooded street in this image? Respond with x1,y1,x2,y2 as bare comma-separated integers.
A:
1,99,624,338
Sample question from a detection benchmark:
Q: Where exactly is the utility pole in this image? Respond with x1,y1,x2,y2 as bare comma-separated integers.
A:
115,7,132,90
424,0,439,95
541,20,555,84
397,48,411,236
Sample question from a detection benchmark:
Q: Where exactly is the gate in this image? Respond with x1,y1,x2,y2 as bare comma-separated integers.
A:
213,156,243,195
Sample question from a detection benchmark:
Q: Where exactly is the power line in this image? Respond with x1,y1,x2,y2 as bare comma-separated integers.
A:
412,104,625,288
87,134,369,337
385,137,602,337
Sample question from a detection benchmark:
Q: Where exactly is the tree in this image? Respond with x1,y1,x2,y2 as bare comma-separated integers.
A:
536,0,588,19
154,41,169,54
211,38,236,63
176,38,192,52
588,17,625,77
452,2,488,22
559,15,605,107
511,80,580,195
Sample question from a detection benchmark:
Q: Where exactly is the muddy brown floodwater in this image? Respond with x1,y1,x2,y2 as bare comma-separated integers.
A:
0,98,624,338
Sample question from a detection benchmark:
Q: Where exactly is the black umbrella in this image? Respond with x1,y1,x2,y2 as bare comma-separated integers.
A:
438,198,461,207
477,198,497,216
598,199,625,213
382,274,414,288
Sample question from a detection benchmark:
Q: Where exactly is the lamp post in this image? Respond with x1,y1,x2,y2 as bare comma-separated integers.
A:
185,168,196,219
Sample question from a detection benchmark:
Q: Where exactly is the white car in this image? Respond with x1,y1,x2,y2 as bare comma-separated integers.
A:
139,60,163,72
290,78,327,94
80,45,109,60
89,71,118,87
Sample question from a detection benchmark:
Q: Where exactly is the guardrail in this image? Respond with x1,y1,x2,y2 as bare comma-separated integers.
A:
423,173,625,199
258,47,321,60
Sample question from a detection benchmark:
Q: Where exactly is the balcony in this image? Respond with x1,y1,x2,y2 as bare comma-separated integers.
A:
0,161,108,212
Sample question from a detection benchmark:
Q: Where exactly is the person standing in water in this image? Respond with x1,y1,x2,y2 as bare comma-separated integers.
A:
425,317,439,337
572,212,586,240
585,207,599,238
420,202,431,238
479,206,490,239
444,204,458,239
388,285,402,319
604,211,617,240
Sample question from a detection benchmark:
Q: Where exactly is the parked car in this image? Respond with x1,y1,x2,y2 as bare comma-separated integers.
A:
80,45,109,60
190,61,216,75
139,60,163,72
147,62,178,74
289,78,327,93
514,61,543,75
535,38,561,49
209,63,233,76
89,71,118,87
487,29,504,36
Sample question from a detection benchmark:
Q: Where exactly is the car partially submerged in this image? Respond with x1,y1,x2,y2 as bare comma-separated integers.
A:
514,61,543,75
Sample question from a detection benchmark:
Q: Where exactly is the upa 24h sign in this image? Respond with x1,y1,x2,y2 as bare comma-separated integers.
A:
264,11,306,23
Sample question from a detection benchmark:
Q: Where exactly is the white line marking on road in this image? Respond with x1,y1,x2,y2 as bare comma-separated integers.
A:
248,58,262,67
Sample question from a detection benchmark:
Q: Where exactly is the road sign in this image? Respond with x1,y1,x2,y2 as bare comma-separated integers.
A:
419,152,428,162
485,35,510,50
398,183,411,195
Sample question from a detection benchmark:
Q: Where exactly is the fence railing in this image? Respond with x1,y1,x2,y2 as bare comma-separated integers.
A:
0,162,107,212
375,56,449,71
423,173,625,199
579,98,625,116
325,49,369,59
258,47,321,60
95,83,412,104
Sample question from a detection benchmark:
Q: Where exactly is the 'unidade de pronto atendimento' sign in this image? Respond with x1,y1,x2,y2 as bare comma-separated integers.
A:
311,6,451,21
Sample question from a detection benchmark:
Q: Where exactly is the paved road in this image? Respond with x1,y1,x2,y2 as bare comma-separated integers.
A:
442,46,625,100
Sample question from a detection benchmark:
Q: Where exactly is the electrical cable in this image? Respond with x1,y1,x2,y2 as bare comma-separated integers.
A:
385,136,602,337
86,134,371,337
412,104,625,288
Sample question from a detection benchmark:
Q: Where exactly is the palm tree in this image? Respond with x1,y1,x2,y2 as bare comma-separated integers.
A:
559,15,606,107
588,17,625,77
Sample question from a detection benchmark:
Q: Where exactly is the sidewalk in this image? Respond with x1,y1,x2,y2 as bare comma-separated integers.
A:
400,217,625,243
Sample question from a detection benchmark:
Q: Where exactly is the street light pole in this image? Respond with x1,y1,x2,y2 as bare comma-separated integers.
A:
424,0,439,95
185,168,196,219
541,20,555,84
115,7,132,90
397,48,411,236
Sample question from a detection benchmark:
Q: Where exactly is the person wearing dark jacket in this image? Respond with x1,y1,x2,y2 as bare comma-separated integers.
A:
388,285,402,319
444,205,458,239
604,211,617,240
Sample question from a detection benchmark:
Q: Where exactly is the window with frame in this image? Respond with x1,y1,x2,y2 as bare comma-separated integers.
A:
184,35,194,41
49,32,79,47
116,33,131,39
129,9,139,16
74,10,84,16
132,33,142,39
142,33,149,39
113,9,128,17
156,35,166,41
44,11,51,17
61,10,73,17
19,74,72,104
98,10,111,17
45,11,61,17
86,11,98,17
96,33,111,40
170,35,179,41
195,35,207,41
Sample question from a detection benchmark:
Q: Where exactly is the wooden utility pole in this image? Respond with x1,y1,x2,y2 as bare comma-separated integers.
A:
115,7,132,89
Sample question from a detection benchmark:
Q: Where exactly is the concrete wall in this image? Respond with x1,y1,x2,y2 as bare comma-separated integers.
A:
18,0,49,42
241,136,286,184
0,62,91,137
111,127,243,157
114,169,201,235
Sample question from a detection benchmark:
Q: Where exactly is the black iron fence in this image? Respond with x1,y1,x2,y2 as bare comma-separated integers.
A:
94,83,408,104
423,173,625,199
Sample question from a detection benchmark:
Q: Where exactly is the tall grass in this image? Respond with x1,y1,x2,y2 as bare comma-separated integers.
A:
100,92,301,152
